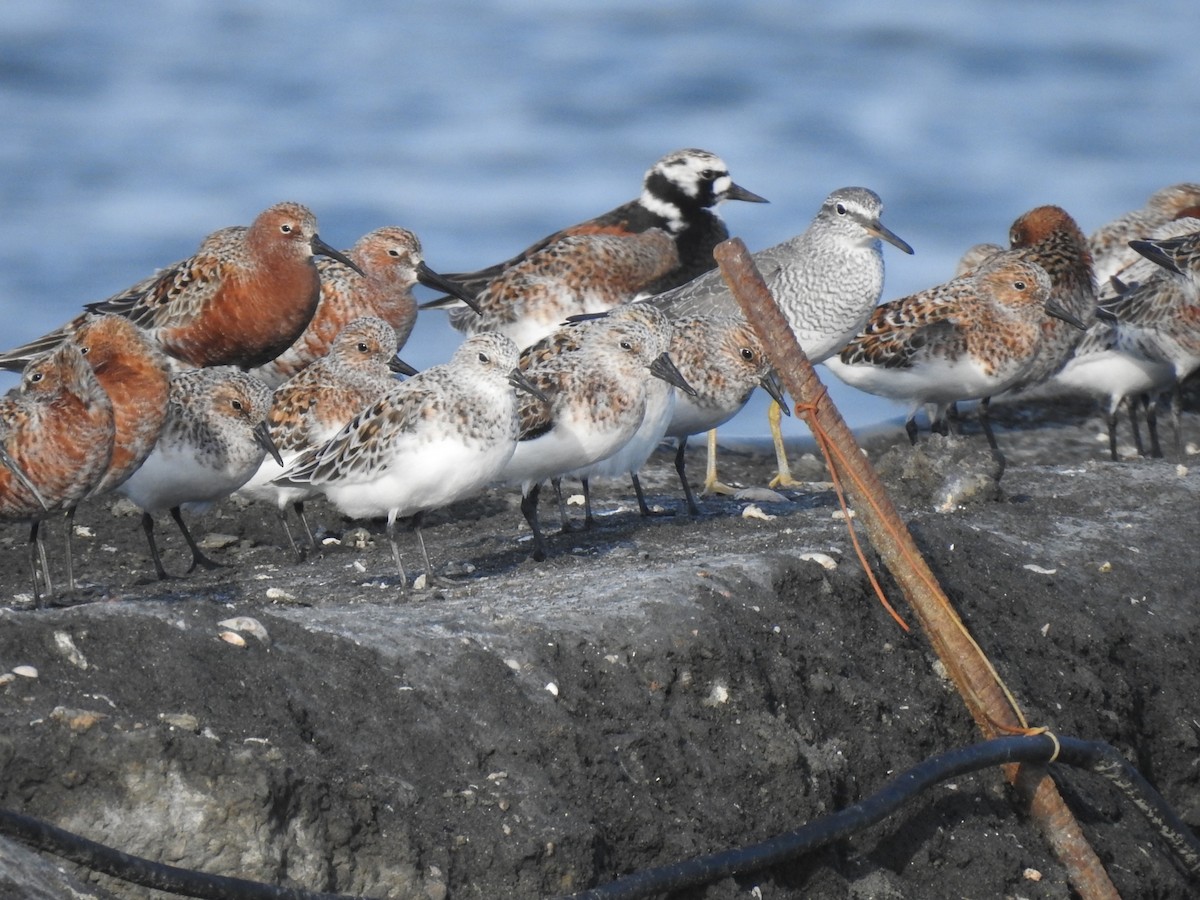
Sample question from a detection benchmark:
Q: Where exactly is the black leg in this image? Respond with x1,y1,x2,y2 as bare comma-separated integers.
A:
28,520,51,605
63,507,77,594
384,512,408,586
673,438,701,516
550,477,577,532
978,398,1006,478
140,512,175,581
1147,393,1164,459
169,507,225,573
905,416,919,445
277,507,305,562
520,482,549,562
580,477,597,529
412,511,437,586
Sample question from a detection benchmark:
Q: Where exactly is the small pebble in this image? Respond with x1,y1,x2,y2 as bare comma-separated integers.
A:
218,616,270,644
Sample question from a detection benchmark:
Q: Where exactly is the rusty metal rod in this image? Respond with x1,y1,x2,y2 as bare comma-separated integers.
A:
714,237,1119,900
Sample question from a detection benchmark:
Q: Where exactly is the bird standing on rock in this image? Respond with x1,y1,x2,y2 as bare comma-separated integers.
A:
0,343,114,602
119,368,281,580
273,333,541,588
648,186,914,489
824,252,1083,459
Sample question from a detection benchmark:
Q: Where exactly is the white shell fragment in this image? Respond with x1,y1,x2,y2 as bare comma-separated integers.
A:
218,631,247,648
53,631,89,670
799,552,838,571
1023,564,1057,575
544,682,559,697
741,504,775,521
217,616,270,645
12,665,38,679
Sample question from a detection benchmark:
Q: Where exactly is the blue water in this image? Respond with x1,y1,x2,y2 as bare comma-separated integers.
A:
1,0,1197,436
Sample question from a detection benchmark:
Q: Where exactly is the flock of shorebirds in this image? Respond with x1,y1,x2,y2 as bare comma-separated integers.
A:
1,148,1197,604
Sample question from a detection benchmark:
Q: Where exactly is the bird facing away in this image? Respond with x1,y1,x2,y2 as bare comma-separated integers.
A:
647,186,914,489
252,225,477,387
439,229,681,350
70,314,173,498
1001,205,1097,393
239,316,406,558
118,368,280,580
428,148,767,304
0,342,114,603
273,332,541,588
825,251,1081,454
0,202,362,373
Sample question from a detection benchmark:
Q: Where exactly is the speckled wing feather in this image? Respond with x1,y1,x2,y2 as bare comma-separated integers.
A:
269,382,371,454
516,368,560,441
84,249,228,332
1097,276,1184,329
441,214,644,300
839,300,961,369
277,381,442,486
646,236,792,319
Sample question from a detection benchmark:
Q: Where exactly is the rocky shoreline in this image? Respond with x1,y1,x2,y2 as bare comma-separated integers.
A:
1,394,1198,899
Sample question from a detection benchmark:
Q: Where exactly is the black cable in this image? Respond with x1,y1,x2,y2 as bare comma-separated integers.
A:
558,734,1200,899
2,735,1197,900
0,805,381,900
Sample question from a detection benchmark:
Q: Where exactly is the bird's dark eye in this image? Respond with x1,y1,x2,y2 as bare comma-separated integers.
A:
388,248,400,257
79,346,90,355
835,203,848,216
280,223,293,235
1013,280,1026,290
478,352,490,364
619,340,633,351
357,342,369,353
740,347,755,361
231,399,244,411
700,169,716,180
29,372,42,383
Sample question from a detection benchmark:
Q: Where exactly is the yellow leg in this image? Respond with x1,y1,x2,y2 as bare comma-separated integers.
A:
702,428,738,496
768,399,805,489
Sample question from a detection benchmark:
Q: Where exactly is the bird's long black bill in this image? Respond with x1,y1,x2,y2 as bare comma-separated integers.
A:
760,372,789,413
389,356,419,377
509,369,549,403
727,182,770,204
867,220,915,255
649,352,697,396
417,263,483,314
1045,299,1088,331
253,420,285,467
311,235,366,276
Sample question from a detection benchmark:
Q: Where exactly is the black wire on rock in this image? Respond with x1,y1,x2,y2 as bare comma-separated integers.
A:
0,805,381,900
558,734,1200,899
1,735,1197,900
